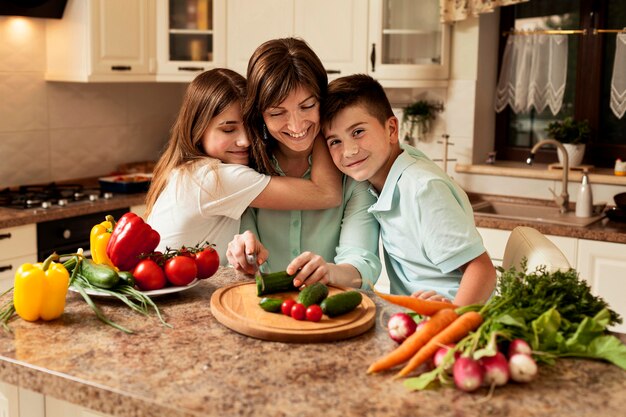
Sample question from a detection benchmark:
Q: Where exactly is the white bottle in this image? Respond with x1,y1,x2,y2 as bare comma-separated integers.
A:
575,172,593,217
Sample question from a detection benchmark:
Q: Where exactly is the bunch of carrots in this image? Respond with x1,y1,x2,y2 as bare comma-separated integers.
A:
368,290,483,378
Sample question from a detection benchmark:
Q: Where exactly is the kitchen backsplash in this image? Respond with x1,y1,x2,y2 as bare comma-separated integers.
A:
0,17,186,188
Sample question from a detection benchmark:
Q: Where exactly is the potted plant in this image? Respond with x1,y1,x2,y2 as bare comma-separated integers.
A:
402,100,444,144
545,117,591,166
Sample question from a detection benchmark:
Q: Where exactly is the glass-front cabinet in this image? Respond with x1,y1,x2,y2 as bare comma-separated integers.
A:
156,0,225,81
368,0,450,84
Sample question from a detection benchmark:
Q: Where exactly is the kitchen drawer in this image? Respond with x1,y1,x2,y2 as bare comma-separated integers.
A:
0,224,36,260
0,254,35,292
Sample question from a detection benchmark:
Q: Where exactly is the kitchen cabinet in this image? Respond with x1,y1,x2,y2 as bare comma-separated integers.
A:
226,0,367,78
576,239,626,333
156,0,226,82
368,0,450,87
0,225,36,293
0,382,18,417
45,0,155,82
0,383,44,417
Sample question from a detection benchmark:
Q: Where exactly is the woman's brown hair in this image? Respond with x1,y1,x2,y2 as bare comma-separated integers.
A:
144,68,246,217
243,37,328,175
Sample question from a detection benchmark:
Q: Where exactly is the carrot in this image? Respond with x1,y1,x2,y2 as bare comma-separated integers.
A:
367,308,459,374
396,310,483,378
373,288,457,316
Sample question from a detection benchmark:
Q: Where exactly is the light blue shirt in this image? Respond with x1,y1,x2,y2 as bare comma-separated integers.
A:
368,145,486,298
240,160,381,289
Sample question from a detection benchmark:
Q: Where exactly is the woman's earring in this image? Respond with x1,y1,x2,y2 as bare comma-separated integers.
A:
262,124,268,141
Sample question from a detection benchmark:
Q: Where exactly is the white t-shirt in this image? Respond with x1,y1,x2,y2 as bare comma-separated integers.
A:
147,160,270,265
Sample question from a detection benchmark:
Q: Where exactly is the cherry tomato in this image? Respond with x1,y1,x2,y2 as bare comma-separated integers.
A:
281,299,296,316
194,247,219,279
305,305,323,322
290,303,306,321
132,259,166,291
164,255,197,286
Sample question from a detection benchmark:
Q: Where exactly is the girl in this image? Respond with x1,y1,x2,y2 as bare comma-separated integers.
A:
145,68,341,264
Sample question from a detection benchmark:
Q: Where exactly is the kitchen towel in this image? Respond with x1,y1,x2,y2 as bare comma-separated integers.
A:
610,32,626,119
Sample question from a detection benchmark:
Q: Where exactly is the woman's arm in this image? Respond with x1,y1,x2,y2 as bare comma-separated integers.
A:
249,136,342,210
453,252,497,305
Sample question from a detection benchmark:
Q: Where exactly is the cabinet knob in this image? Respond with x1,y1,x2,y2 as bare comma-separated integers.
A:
0,233,11,240
63,229,71,240
370,43,376,72
111,65,132,71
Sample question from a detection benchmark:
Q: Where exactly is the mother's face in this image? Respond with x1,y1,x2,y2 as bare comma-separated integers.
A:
262,86,319,153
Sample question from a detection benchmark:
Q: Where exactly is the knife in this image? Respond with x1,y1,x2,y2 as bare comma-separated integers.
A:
245,253,265,291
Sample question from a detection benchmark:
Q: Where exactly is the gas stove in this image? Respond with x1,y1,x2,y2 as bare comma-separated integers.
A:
0,183,114,211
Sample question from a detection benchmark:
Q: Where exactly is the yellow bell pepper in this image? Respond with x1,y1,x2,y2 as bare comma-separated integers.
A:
13,254,69,321
90,215,116,268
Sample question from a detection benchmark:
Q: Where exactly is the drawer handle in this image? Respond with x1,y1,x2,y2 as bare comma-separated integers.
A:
0,265,12,273
111,65,132,71
326,69,341,75
0,233,11,240
178,66,205,72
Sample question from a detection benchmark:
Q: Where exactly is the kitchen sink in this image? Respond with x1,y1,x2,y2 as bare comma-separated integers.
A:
472,200,605,227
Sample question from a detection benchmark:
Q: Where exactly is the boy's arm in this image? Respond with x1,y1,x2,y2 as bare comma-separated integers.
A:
453,252,497,306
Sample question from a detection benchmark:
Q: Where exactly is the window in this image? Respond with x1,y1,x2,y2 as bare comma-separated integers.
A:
496,0,626,168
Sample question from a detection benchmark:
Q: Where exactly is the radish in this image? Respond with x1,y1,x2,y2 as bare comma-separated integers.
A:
453,357,484,392
508,338,532,357
508,353,538,383
387,312,417,343
433,344,458,372
480,352,510,386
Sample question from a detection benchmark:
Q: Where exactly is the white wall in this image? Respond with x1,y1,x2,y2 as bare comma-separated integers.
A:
0,16,186,188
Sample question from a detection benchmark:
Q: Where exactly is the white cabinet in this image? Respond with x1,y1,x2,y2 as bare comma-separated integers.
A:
0,382,18,417
226,0,367,78
368,0,450,86
156,0,226,82
45,0,155,82
576,239,626,333
0,225,37,293
0,383,44,417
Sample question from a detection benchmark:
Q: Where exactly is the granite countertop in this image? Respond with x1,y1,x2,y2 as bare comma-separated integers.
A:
1,268,625,417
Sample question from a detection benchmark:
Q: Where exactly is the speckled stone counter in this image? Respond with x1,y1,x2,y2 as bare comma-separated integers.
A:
0,268,625,417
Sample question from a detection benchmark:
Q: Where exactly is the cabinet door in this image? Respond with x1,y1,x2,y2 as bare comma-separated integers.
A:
576,239,626,333
368,0,450,84
0,382,18,417
226,0,294,76
294,0,367,78
91,0,153,75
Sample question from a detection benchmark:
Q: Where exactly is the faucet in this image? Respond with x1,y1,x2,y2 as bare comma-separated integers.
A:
526,139,569,213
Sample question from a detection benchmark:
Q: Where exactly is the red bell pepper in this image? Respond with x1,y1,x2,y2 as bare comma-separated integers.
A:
106,212,160,271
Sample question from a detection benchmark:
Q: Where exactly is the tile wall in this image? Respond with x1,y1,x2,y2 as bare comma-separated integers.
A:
0,17,186,188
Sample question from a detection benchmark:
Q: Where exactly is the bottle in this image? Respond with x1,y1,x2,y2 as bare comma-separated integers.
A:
575,172,593,217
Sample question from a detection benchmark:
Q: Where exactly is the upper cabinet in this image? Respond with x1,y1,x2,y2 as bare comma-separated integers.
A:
226,0,368,79
368,0,450,87
156,0,226,82
46,0,155,82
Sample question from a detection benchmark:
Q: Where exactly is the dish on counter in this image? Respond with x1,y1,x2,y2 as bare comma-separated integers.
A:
98,173,153,193
69,279,199,298
605,207,626,223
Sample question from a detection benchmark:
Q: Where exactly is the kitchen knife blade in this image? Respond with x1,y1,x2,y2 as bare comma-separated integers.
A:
245,253,265,291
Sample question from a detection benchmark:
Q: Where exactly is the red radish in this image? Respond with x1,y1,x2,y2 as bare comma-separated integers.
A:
388,312,418,343
508,339,532,357
415,318,429,332
433,344,458,372
508,353,538,383
480,352,510,386
453,357,484,392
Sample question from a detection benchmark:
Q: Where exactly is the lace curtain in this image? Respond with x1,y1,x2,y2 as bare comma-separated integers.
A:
611,33,626,119
439,0,529,23
495,34,568,115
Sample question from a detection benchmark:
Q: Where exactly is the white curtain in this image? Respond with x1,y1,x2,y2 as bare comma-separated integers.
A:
610,33,626,119
495,34,568,115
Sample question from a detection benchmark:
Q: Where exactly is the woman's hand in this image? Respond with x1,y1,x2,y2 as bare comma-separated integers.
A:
226,230,268,275
410,289,452,303
286,251,332,288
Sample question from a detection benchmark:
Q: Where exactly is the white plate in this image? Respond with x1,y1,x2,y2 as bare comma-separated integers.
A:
70,279,200,298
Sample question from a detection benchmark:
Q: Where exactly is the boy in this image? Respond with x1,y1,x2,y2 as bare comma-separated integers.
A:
321,74,496,305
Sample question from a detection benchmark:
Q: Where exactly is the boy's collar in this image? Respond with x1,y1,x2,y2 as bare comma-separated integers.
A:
368,150,414,211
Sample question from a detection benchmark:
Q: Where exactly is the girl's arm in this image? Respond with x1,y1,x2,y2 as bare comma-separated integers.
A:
453,252,497,306
249,136,342,210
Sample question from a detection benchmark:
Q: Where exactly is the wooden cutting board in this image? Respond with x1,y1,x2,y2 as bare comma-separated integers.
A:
210,281,376,343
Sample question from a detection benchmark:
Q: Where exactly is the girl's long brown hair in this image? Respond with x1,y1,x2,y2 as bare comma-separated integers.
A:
243,38,328,175
144,68,246,217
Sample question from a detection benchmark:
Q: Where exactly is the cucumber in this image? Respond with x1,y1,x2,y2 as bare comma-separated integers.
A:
320,291,362,317
297,282,329,307
117,271,136,287
80,259,120,289
256,271,297,296
259,297,283,313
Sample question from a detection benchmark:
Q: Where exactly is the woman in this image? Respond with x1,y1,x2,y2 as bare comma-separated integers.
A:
227,38,381,289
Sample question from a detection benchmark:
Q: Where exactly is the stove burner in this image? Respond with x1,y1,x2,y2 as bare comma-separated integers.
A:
58,199,69,206
0,183,114,210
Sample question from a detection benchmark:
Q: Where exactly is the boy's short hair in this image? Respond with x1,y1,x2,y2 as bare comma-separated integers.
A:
322,74,394,129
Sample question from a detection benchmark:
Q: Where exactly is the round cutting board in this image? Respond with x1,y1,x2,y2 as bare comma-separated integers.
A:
210,281,376,343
